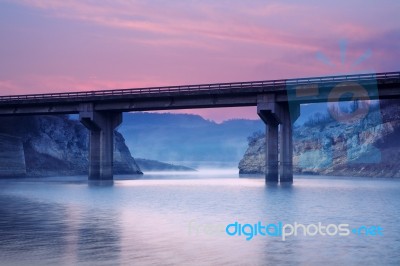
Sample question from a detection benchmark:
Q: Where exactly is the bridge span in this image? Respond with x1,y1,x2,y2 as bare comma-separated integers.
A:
0,72,399,182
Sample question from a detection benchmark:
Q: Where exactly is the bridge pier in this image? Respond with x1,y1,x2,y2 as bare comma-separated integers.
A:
79,104,122,180
280,103,299,182
257,96,299,183
265,123,279,182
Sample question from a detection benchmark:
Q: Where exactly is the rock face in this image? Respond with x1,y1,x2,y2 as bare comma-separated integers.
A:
0,115,142,177
114,133,143,174
238,132,266,174
239,100,400,177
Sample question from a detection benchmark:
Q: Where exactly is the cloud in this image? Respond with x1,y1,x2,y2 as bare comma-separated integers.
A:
8,0,319,50
0,80,23,95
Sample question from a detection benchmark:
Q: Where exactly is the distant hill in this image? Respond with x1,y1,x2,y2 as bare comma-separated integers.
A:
135,158,196,172
118,112,265,167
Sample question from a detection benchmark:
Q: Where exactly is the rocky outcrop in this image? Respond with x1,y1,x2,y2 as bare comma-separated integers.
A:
114,133,143,174
238,132,266,174
239,100,400,178
0,115,142,177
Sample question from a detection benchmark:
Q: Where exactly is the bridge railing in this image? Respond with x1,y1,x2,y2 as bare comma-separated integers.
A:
0,71,398,103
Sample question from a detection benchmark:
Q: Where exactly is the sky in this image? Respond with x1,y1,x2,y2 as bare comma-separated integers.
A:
0,0,399,122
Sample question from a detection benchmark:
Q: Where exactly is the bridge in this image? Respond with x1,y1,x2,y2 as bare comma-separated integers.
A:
0,71,399,182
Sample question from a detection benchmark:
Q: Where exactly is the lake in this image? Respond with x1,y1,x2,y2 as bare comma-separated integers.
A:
0,171,399,265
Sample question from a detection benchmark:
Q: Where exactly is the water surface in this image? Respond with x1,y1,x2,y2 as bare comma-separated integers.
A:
0,172,399,265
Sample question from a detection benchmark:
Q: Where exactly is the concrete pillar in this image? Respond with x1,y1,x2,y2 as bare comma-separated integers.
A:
279,106,293,182
79,103,122,180
89,130,101,179
99,112,122,179
266,123,279,182
279,103,299,183
258,95,300,183
257,94,282,183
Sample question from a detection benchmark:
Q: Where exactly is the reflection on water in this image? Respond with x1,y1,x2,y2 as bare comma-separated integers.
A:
0,172,399,265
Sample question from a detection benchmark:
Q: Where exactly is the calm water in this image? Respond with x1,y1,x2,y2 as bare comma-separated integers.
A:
0,171,399,265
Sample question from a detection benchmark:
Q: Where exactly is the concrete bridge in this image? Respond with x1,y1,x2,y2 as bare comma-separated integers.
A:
0,71,399,182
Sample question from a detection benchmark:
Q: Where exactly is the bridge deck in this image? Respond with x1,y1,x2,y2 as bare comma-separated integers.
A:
0,72,399,104
0,71,398,115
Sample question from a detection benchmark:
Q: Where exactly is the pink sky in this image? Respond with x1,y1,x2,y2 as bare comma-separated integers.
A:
0,0,399,122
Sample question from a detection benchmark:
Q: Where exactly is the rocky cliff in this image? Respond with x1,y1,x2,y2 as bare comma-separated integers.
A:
239,100,400,178
0,115,142,177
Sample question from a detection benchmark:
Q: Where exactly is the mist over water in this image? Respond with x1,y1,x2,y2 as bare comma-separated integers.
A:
0,172,399,265
140,168,238,178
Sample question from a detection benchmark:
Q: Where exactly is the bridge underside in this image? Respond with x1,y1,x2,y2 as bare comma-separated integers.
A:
76,96,300,183
74,100,300,182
